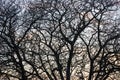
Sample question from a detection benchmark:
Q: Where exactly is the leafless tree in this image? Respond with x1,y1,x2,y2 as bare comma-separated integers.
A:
0,0,120,80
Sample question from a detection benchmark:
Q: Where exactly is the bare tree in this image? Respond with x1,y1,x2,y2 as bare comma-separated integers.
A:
0,0,120,80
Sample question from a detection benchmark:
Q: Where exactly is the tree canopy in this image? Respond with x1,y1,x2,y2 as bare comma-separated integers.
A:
0,0,120,80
